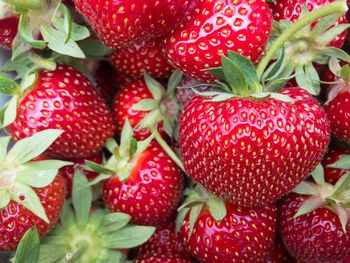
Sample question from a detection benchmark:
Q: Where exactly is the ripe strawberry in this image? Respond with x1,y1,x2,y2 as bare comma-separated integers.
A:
135,253,195,263
60,155,103,198
0,130,71,251
6,64,115,159
178,186,277,263
165,0,272,81
0,16,19,49
110,39,173,79
137,222,188,257
180,86,330,207
268,237,296,263
113,72,182,141
73,0,198,49
322,147,350,184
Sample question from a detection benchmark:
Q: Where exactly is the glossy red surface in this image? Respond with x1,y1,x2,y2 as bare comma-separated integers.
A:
103,142,183,226
165,0,272,81
179,203,277,262
0,175,65,251
179,87,330,207
279,193,350,263
7,65,115,159
0,16,18,49
135,253,195,263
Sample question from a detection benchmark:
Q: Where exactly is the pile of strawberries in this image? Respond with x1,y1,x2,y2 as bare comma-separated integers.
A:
1,0,350,262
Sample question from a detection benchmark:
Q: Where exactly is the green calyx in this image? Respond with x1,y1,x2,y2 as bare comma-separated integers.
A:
86,119,154,184
131,70,183,139
176,184,227,237
35,170,155,263
258,1,349,96
292,164,350,232
0,129,72,223
3,0,43,10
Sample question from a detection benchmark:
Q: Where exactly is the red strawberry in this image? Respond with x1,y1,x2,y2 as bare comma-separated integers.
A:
135,253,195,263
0,16,19,49
179,86,330,207
137,222,188,257
165,0,272,81
73,0,198,49
7,64,115,159
60,155,103,198
268,237,296,263
94,61,119,105
322,147,350,184
110,39,173,79
179,201,277,262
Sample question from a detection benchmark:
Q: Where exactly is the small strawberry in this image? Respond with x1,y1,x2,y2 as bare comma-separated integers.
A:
135,253,195,263
0,16,19,49
179,53,330,207
110,39,173,79
88,120,184,226
0,130,72,251
322,147,350,184
113,71,182,141
73,0,198,49
165,0,272,81
279,164,350,263
4,64,115,159
268,237,296,263
177,185,277,263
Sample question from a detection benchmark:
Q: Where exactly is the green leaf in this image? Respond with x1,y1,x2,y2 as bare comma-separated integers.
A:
0,96,18,129
131,99,159,111
72,170,92,227
295,65,318,95
305,63,320,95
262,47,286,82
311,164,325,185
11,182,49,222
221,56,248,94
3,0,42,9
85,173,111,187
340,64,350,82
163,119,173,138
78,39,112,58
102,213,131,233
210,93,235,102
137,109,162,130
144,71,165,101
292,181,320,196
328,155,350,169
0,189,11,209
38,243,68,263
0,136,11,164
104,225,155,249
311,14,340,37
11,36,32,61
320,47,350,63
120,119,134,150
319,24,350,45
18,13,46,49
0,74,21,95
40,24,86,59
16,160,72,188
208,196,226,222
105,138,118,154
14,228,40,263
189,204,203,237
58,3,72,43
335,204,349,233
167,70,183,95
129,138,137,158
176,207,189,233
7,129,63,165
85,160,114,175
269,93,295,102
52,16,90,42
60,202,75,227
294,196,326,218
135,132,155,156
332,173,350,197
205,67,225,80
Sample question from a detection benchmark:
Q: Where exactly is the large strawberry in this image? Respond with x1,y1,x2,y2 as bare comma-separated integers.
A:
135,253,195,263
165,0,272,81
268,237,296,263
113,71,182,141
177,185,277,262
179,53,330,207
88,120,184,226
279,165,350,263
3,64,115,159
0,130,71,251
110,38,173,79
73,0,198,49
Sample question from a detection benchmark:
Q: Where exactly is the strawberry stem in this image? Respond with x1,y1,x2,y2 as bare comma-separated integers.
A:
3,0,43,10
256,0,348,79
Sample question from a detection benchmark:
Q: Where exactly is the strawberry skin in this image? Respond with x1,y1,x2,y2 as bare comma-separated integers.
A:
103,142,183,226
135,253,195,263
110,39,173,79
269,0,347,48
165,0,272,81
7,65,115,159
0,16,18,49
73,0,198,49
179,87,330,207
325,91,350,144
0,175,65,252
268,237,296,263
113,80,168,141
322,147,350,184
179,203,277,262
279,193,350,263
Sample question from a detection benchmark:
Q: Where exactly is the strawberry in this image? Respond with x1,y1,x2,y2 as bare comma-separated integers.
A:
322,147,350,184
5,64,115,159
60,155,103,198
279,165,350,263
268,237,296,263
94,61,119,105
0,130,72,251
137,222,188,257
177,185,277,263
179,54,330,207
88,120,184,226
0,16,19,49
73,0,198,49
113,71,182,141
110,38,173,79
165,0,272,81
135,253,195,263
